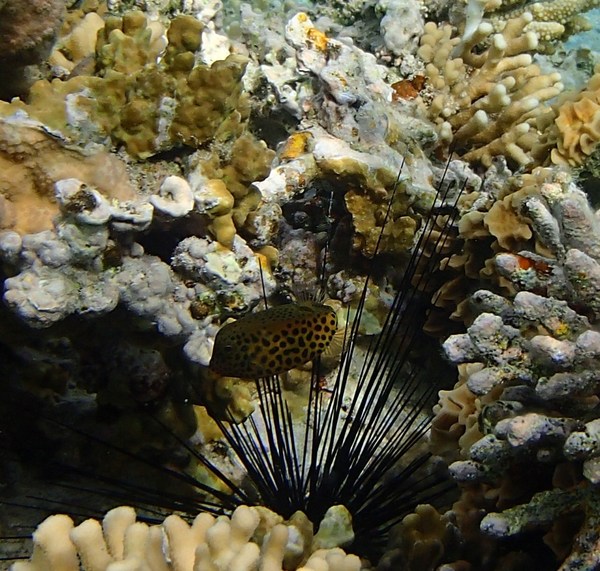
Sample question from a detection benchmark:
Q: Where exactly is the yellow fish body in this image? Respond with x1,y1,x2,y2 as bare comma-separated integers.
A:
209,302,338,378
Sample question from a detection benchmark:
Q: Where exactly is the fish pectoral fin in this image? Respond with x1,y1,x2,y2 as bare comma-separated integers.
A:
323,327,346,359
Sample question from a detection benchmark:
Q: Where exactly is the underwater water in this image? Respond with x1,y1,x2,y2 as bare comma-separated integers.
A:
1,0,600,570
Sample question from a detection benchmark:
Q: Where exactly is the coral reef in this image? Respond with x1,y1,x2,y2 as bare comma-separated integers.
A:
0,199,274,364
0,8,278,249
4,0,600,569
1,11,248,159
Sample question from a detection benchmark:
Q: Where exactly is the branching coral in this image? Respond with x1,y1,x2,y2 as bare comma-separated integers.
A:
431,362,497,461
481,484,600,571
417,13,563,167
468,0,600,45
420,159,524,335
12,505,362,571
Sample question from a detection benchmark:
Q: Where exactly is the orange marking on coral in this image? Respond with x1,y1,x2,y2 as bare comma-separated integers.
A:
516,254,552,276
280,132,312,161
391,75,426,101
516,255,534,270
307,28,329,52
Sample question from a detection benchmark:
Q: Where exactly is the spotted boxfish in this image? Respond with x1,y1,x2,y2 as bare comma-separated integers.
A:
209,301,338,378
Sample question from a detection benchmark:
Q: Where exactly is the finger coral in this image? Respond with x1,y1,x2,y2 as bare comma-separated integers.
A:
418,13,564,167
11,505,363,571
481,0,600,45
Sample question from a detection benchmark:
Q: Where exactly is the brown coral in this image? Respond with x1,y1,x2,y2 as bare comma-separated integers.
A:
381,505,460,570
1,11,251,160
0,0,64,66
344,187,417,257
0,0,65,98
431,363,487,461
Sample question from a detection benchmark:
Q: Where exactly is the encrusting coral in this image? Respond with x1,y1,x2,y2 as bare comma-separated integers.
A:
0,116,136,234
12,505,363,571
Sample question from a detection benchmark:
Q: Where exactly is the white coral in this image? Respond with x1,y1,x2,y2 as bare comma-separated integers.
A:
11,506,363,571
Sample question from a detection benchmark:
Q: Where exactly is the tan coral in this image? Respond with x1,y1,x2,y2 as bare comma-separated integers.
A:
48,12,106,72
13,505,360,571
551,73,600,167
425,166,559,335
190,132,275,248
383,504,459,570
418,13,564,167
484,196,533,250
431,363,487,460
0,117,135,234
2,11,250,161
345,187,417,258
193,179,237,248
